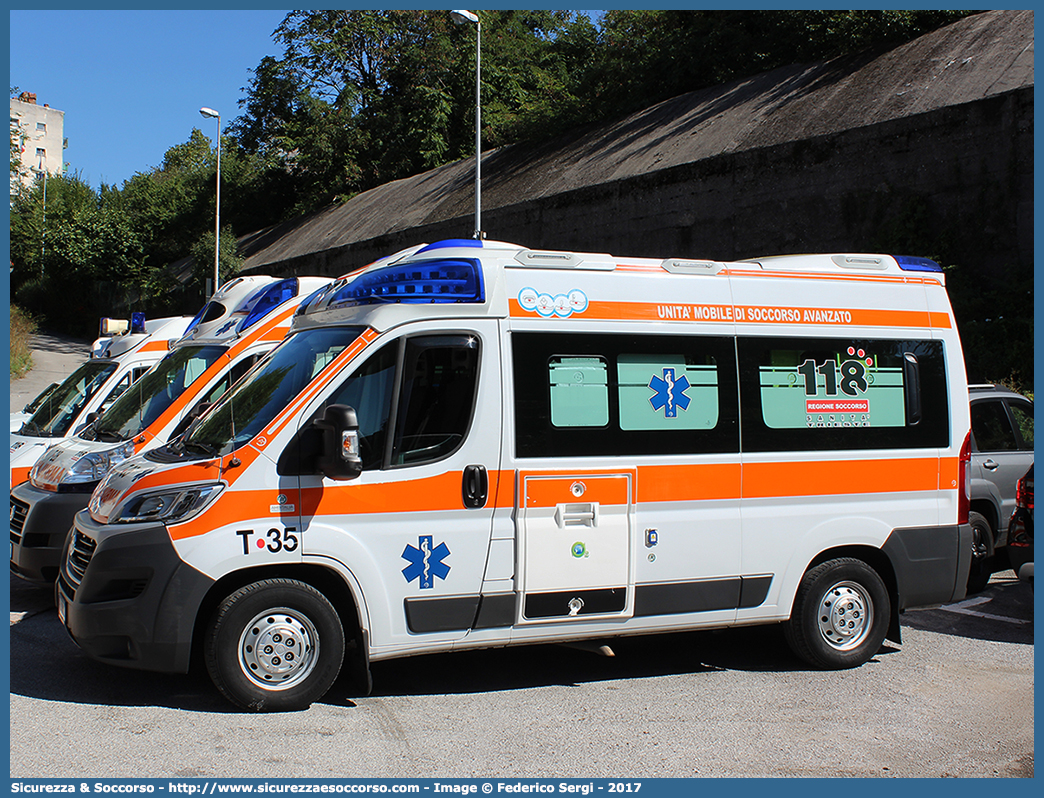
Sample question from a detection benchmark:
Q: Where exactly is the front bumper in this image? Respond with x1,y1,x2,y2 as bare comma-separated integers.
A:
10,480,93,583
56,510,214,673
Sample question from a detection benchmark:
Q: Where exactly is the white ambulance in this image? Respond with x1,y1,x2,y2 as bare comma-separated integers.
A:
10,276,329,583
9,315,191,481
57,239,972,711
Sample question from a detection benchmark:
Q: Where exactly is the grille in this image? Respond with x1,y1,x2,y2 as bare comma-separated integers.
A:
10,496,29,545
64,530,97,592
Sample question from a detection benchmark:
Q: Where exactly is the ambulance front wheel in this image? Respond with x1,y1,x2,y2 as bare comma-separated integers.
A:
204,578,345,712
784,557,890,669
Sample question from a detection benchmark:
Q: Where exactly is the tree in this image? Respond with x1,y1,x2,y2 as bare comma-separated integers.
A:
229,10,597,209
10,170,145,333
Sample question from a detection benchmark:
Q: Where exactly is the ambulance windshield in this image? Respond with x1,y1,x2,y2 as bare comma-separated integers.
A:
184,327,365,457
90,345,226,442
21,360,118,438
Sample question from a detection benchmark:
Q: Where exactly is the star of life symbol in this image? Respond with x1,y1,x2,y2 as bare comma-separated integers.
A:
401,535,451,589
649,368,691,418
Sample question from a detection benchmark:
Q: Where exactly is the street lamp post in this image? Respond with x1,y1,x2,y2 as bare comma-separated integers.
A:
451,9,482,239
199,106,221,296
34,154,47,277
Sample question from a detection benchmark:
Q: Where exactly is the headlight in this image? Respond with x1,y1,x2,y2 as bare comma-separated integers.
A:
30,440,137,490
106,483,224,525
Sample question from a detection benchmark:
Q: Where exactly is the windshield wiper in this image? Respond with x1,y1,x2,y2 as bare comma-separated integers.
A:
94,429,128,443
18,421,52,438
183,440,220,458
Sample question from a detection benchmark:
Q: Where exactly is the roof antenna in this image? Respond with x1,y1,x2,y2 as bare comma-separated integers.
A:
451,10,484,240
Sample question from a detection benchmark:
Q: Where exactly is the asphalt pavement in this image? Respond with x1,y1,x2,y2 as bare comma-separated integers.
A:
10,330,91,413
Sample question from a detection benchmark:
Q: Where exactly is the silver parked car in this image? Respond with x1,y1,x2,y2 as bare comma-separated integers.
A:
967,384,1034,591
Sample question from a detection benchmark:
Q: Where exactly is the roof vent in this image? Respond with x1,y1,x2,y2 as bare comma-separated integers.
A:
661,259,723,275
513,250,614,270
830,255,887,270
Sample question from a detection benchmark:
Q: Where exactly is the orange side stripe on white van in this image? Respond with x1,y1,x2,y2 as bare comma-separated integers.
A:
164,454,956,542
741,457,952,498
509,299,948,329
522,473,632,507
167,469,512,540
11,466,31,489
138,340,172,352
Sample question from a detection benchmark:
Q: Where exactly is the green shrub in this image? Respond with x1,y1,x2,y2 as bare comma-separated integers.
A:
10,305,36,378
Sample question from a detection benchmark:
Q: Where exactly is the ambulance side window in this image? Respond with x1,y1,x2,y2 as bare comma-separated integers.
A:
390,335,480,467
514,332,737,457
549,357,609,427
738,337,949,451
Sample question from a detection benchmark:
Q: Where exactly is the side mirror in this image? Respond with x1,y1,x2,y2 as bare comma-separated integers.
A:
314,404,363,480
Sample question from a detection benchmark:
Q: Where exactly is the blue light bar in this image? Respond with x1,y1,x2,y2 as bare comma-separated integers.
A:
130,312,146,334
895,255,942,272
328,258,485,309
238,278,300,332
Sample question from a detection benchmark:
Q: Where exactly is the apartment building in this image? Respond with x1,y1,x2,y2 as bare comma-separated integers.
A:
10,92,65,193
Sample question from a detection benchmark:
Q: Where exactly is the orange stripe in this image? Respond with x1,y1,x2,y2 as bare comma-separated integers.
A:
723,268,945,287
303,471,468,517
929,312,952,329
169,469,514,541
742,457,943,498
138,340,171,352
160,455,957,541
509,299,945,329
11,466,31,489
169,488,292,541
637,463,742,503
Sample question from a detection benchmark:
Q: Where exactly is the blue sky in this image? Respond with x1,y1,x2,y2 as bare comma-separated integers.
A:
9,8,605,192
10,9,289,189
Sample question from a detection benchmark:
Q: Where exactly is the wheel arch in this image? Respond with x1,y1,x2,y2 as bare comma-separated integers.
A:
190,563,371,694
804,544,901,645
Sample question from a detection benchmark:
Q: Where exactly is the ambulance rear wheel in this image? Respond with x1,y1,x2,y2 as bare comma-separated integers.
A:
784,558,889,669
205,579,345,712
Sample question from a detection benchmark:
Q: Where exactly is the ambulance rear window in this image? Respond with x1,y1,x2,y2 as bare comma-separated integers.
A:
739,337,949,451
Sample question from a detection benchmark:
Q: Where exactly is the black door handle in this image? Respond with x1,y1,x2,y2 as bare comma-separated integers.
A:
463,465,488,509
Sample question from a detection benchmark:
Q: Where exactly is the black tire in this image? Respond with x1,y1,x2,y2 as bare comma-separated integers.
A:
966,511,993,594
204,578,345,712
784,557,890,669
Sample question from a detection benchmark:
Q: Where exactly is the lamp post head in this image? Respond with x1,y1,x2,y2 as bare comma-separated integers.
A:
199,107,220,119
450,9,479,25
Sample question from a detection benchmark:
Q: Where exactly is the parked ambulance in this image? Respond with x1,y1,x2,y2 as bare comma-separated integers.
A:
55,239,972,711
10,275,329,583
9,315,189,444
